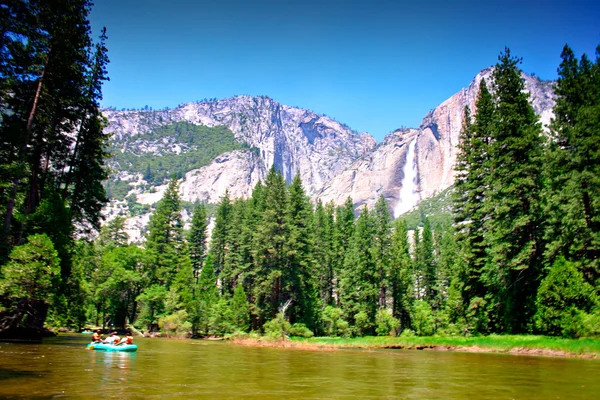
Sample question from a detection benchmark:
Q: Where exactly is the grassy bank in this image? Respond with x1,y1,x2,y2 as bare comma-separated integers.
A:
282,335,600,358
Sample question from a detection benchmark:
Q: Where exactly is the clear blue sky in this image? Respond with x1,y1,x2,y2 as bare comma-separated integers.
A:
89,0,599,142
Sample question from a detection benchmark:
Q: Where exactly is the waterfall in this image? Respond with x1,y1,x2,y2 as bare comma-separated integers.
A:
394,138,419,218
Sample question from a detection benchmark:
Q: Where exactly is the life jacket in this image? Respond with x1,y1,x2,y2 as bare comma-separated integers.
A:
125,336,133,344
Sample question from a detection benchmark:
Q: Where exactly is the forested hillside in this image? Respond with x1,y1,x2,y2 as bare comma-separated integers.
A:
72,46,597,339
0,0,598,340
106,121,251,198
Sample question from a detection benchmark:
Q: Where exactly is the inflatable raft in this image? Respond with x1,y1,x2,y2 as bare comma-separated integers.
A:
87,343,138,352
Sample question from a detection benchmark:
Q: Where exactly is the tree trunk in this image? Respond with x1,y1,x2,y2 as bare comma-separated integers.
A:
3,52,50,244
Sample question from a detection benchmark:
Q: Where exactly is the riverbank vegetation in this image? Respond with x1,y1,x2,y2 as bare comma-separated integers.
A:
226,334,600,358
297,335,600,358
0,3,599,346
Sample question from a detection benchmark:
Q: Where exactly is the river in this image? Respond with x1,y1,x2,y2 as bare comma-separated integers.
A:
0,335,598,399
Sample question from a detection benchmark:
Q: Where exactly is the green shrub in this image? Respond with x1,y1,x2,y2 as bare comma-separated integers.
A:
375,308,400,336
322,306,350,337
289,323,314,338
158,310,192,338
535,257,598,337
263,313,291,340
411,300,435,336
353,311,372,336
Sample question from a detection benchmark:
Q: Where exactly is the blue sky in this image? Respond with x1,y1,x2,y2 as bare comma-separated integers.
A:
90,0,599,142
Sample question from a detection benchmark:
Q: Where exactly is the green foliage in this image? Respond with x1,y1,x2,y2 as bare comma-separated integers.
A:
321,306,350,337
544,44,600,286
109,122,246,186
145,178,188,288
390,219,413,330
466,297,490,335
99,217,129,248
411,300,435,336
188,202,208,277
399,187,454,230
135,284,168,332
339,207,378,334
535,257,598,338
96,245,145,328
159,309,192,338
263,313,292,339
353,311,372,336
289,323,314,338
230,284,250,332
208,298,236,336
104,179,131,201
0,234,60,302
375,308,400,336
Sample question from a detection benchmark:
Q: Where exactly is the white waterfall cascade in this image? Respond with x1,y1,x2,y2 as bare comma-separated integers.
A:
394,138,420,218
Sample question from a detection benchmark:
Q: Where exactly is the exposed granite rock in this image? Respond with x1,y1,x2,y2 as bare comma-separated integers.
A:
101,69,555,240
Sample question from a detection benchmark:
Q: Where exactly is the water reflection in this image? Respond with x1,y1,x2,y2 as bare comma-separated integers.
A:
1,335,599,399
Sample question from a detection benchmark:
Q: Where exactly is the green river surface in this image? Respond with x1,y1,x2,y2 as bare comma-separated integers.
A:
0,334,599,399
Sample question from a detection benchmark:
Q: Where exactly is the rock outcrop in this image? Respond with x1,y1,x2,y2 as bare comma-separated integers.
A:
102,68,556,240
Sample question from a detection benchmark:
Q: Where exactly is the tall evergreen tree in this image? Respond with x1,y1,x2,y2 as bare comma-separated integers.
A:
372,195,393,308
544,44,600,287
339,206,378,334
483,48,546,333
208,190,233,276
453,80,494,306
188,202,208,283
145,178,187,288
284,174,318,328
252,167,288,325
389,219,413,330
416,218,436,303
313,200,336,306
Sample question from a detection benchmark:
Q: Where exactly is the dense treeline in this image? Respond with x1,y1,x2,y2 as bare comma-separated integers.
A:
69,45,597,339
0,0,111,336
453,47,600,337
1,13,599,340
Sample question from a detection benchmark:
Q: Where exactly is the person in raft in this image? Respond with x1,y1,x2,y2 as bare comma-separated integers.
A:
118,331,134,345
92,330,103,343
103,332,120,345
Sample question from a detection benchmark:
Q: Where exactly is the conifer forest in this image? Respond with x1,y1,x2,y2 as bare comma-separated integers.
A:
1,0,599,340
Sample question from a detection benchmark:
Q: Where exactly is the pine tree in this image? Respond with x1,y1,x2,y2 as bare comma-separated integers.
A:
231,284,250,332
208,190,233,277
372,195,392,308
417,218,436,303
98,217,129,249
453,79,494,306
145,178,187,288
313,200,336,306
333,196,355,305
339,206,378,334
483,48,546,333
284,174,318,328
188,202,208,283
192,255,219,335
389,219,413,330
251,167,288,325
544,44,600,287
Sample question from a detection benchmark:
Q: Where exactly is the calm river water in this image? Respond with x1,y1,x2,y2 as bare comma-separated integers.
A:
0,334,599,399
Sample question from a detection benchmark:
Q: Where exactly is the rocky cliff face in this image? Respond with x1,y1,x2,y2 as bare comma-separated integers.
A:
316,69,555,214
102,69,555,239
104,95,376,199
414,68,555,201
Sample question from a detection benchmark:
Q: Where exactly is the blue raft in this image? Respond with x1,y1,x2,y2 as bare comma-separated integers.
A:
87,342,138,352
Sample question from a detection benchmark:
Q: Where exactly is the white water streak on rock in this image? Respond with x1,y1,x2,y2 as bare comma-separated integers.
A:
394,139,419,217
